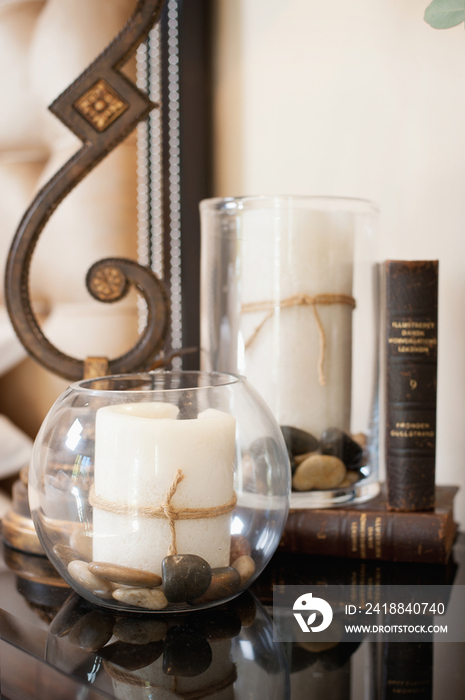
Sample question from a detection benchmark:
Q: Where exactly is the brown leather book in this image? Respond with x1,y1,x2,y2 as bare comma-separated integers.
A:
279,485,457,564
385,260,438,511
380,642,433,700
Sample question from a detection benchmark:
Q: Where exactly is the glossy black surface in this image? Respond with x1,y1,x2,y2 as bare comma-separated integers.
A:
1,534,465,699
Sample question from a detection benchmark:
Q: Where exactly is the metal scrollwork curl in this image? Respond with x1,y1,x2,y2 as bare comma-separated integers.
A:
4,0,168,380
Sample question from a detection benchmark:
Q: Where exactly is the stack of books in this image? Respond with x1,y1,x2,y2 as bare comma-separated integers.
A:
279,484,457,565
280,260,458,566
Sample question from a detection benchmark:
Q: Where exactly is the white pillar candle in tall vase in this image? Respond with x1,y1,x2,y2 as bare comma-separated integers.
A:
92,403,236,575
239,203,355,438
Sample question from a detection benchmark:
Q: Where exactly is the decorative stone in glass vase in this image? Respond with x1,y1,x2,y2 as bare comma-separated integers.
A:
28,371,290,612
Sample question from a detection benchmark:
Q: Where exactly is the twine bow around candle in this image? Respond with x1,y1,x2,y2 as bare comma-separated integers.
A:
89,469,237,556
242,293,356,386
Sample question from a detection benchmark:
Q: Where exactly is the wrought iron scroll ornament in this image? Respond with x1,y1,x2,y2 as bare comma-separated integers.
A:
4,0,169,381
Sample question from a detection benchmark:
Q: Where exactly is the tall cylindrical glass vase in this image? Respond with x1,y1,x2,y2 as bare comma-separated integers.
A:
200,196,380,508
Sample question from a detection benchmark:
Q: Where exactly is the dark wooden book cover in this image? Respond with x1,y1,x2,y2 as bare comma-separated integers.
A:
385,260,438,511
279,485,457,565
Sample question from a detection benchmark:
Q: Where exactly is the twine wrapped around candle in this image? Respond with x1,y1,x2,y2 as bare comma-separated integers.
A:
90,469,237,556
242,293,356,386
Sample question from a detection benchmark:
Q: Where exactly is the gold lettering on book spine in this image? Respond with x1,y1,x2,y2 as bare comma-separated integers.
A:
350,520,358,553
367,525,375,550
388,318,437,355
374,517,382,559
359,513,367,559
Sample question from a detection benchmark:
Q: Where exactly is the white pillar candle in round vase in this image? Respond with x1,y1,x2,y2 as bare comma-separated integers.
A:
92,403,236,575
240,206,355,437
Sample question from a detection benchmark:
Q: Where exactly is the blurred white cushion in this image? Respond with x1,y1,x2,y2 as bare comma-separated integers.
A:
0,414,32,479
42,299,139,358
0,306,26,376
0,0,46,152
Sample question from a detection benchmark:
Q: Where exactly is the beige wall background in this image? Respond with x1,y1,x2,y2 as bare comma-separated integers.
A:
213,0,465,525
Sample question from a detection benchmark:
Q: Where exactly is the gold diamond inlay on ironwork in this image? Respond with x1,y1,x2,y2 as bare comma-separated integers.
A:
74,79,128,132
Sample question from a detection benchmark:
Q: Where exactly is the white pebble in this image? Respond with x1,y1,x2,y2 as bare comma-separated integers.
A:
112,587,169,610
68,560,113,598
231,555,255,584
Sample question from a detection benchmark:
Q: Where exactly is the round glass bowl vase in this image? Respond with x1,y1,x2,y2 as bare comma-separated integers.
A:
29,371,290,612
200,196,380,508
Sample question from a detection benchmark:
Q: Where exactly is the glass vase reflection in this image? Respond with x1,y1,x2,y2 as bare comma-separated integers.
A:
29,371,290,612
46,591,289,700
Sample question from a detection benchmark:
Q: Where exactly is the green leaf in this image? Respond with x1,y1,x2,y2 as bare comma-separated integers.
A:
424,0,465,28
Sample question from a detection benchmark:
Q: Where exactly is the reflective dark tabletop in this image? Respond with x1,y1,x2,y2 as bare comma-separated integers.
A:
1,534,464,700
